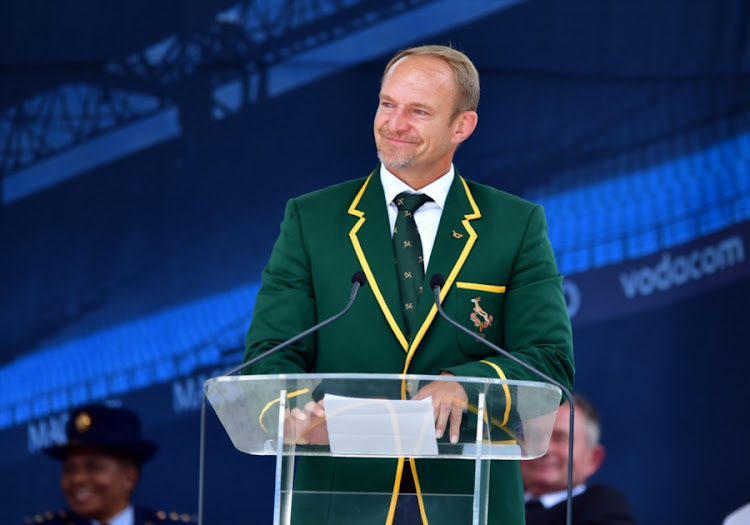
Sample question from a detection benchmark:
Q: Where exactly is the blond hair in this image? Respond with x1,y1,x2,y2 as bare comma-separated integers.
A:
382,44,480,119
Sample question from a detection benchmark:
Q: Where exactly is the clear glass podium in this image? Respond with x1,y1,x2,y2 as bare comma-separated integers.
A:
204,373,561,525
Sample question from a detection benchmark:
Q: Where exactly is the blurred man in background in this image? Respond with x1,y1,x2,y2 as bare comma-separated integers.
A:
522,393,635,525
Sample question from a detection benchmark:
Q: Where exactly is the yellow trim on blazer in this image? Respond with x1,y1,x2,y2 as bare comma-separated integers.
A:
456,282,506,293
465,403,519,443
385,459,402,524
348,173,410,351
411,457,429,523
385,458,429,525
479,360,512,427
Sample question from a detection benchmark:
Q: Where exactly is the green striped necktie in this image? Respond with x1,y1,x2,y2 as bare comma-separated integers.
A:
392,192,432,341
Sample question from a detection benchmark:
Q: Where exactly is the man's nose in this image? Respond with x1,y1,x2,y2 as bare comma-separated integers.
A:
386,108,410,132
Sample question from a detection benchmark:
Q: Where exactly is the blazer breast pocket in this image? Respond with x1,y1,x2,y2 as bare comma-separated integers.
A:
451,281,506,357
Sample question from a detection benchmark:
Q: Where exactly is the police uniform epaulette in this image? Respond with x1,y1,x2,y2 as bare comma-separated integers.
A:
22,509,71,524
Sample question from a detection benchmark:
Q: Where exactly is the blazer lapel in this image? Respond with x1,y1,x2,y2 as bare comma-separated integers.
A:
408,175,481,361
348,173,410,349
423,175,481,296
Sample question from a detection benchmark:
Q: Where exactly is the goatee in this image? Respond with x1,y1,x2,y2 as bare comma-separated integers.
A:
377,149,414,170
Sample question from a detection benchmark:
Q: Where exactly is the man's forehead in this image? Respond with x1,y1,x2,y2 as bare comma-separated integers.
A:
385,55,453,84
380,59,454,104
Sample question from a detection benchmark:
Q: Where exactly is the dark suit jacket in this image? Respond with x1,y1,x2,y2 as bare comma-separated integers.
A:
525,484,636,525
22,505,192,525
244,168,575,524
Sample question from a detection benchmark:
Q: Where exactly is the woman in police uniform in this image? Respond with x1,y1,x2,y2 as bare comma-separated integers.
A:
23,404,193,525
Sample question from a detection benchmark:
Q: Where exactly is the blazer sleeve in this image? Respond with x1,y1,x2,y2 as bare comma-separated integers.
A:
243,198,316,375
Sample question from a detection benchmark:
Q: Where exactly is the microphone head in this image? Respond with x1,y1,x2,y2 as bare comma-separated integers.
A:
352,271,367,287
430,273,445,289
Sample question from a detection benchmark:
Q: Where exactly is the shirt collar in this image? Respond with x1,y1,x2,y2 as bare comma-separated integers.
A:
93,504,133,525
379,164,454,209
525,484,586,509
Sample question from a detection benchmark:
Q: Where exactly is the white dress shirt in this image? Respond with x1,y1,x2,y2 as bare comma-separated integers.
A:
525,484,586,509
380,164,454,271
92,504,134,525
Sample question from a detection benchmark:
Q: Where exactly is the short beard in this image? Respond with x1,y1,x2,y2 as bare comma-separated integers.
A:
377,148,414,170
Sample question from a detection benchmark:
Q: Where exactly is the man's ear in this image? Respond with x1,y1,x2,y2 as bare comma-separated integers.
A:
452,111,478,144
587,443,606,477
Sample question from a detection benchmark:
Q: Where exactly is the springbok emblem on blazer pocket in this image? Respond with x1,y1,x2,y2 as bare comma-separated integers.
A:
469,297,493,332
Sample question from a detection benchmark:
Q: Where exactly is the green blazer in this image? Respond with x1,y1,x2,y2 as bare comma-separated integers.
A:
244,168,574,524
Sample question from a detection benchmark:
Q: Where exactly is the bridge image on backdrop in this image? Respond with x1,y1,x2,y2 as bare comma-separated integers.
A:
1,1,749,524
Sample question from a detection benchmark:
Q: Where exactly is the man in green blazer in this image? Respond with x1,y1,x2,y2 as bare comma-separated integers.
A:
244,45,574,524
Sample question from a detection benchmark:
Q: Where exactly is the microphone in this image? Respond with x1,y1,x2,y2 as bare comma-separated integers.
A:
198,271,367,525
429,273,575,525
220,270,368,377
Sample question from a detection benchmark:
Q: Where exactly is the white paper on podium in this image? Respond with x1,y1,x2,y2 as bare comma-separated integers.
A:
323,394,439,456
